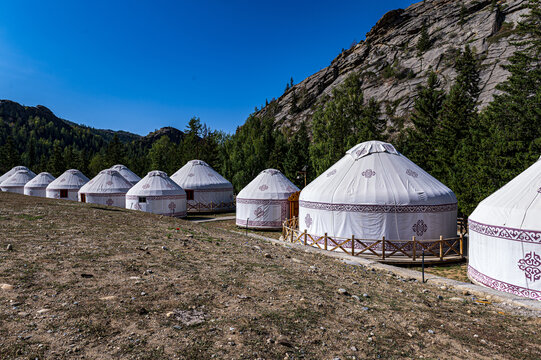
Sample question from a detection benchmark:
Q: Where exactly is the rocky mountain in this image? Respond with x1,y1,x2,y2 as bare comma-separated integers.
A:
257,0,530,131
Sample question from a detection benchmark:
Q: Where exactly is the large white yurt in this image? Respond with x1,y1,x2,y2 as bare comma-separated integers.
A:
298,141,457,251
0,169,36,194
0,166,36,189
78,169,133,207
126,170,187,217
236,169,300,229
46,169,90,201
110,164,141,185
24,172,56,197
170,160,234,213
468,158,541,300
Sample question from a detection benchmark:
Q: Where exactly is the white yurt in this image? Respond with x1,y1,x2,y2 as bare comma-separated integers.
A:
0,169,36,194
236,169,300,229
126,170,187,217
0,166,36,189
468,158,541,300
46,169,90,201
78,169,133,207
24,172,56,197
170,160,234,213
110,164,141,185
298,141,457,251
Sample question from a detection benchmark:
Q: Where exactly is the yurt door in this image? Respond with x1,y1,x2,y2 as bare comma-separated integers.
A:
288,191,300,219
80,194,86,203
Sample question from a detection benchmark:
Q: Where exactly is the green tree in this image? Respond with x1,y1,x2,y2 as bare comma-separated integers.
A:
416,22,431,55
148,136,176,175
48,140,66,176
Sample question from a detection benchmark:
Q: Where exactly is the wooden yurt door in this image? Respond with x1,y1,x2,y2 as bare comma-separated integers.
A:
288,191,300,219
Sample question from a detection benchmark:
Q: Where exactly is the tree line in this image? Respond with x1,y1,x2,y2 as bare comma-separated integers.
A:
1,1,539,218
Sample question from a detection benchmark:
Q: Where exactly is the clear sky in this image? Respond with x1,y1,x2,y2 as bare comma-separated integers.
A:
0,1,416,135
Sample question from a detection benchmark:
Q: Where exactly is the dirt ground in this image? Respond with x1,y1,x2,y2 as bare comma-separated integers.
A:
1,192,540,360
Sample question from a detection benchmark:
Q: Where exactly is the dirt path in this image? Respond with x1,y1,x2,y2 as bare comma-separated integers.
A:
0,192,540,359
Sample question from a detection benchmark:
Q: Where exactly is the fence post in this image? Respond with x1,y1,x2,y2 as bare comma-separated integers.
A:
412,236,416,261
304,229,307,246
382,236,386,260
290,226,294,242
324,233,328,251
351,235,355,256
439,235,443,260
460,234,464,258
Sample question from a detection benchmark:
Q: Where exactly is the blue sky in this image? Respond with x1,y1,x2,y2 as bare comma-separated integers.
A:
0,1,416,135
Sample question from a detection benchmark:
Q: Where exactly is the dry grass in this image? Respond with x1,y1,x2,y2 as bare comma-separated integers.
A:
0,192,540,359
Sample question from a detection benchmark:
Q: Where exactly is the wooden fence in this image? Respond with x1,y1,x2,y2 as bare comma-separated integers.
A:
187,201,235,212
282,217,464,262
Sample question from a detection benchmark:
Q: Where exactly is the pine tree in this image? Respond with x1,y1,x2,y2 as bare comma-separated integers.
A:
403,71,446,172
416,22,431,55
48,141,66,177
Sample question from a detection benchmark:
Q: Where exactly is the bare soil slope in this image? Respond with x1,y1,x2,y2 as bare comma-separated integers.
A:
0,192,540,359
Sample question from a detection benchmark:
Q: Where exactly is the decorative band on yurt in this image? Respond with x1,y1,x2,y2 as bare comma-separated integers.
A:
469,220,541,244
468,265,541,300
126,194,186,201
299,201,457,213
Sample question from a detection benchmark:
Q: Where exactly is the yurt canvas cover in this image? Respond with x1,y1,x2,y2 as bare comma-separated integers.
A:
298,141,457,248
0,170,36,194
236,169,300,229
78,169,133,207
46,169,89,201
170,160,234,213
126,170,187,217
111,164,141,185
24,172,55,197
0,166,36,189
468,158,541,300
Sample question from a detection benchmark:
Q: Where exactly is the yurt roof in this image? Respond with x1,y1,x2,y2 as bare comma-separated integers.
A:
469,158,541,230
127,170,186,196
0,166,36,184
24,172,55,188
47,169,89,190
0,169,36,187
238,169,300,200
80,169,133,194
170,160,233,190
110,164,141,185
300,140,456,206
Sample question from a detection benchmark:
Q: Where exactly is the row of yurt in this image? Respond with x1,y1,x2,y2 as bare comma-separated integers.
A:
0,169,37,193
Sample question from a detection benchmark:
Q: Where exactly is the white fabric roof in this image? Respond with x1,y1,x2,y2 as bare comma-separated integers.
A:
0,169,36,188
127,170,186,197
47,169,89,190
238,169,299,200
24,172,55,189
170,160,233,190
469,159,541,229
0,166,36,185
80,169,133,194
110,164,141,185
299,140,457,240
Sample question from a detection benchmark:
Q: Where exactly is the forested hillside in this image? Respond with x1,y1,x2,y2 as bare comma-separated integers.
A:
1,0,539,219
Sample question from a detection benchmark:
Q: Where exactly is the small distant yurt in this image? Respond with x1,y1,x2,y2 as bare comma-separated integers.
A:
78,169,133,207
468,158,541,300
126,170,187,217
110,164,141,185
0,166,36,189
46,169,89,201
298,141,457,250
236,169,300,229
24,172,56,197
170,160,234,213
0,170,36,194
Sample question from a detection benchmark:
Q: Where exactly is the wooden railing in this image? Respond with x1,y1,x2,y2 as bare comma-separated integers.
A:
187,201,235,212
282,217,464,262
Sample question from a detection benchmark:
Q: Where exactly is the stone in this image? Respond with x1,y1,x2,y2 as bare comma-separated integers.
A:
338,288,349,295
462,290,471,296
99,296,117,301
264,253,272,259
352,295,361,301
173,325,182,330
449,297,463,302
428,329,435,334
437,295,444,300
362,293,370,298
350,346,358,351
166,311,175,318
440,286,447,291
6,243,13,251
162,246,168,250
37,308,50,314
1,283,14,290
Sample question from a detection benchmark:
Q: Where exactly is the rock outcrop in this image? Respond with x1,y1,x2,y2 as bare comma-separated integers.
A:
257,0,529,131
